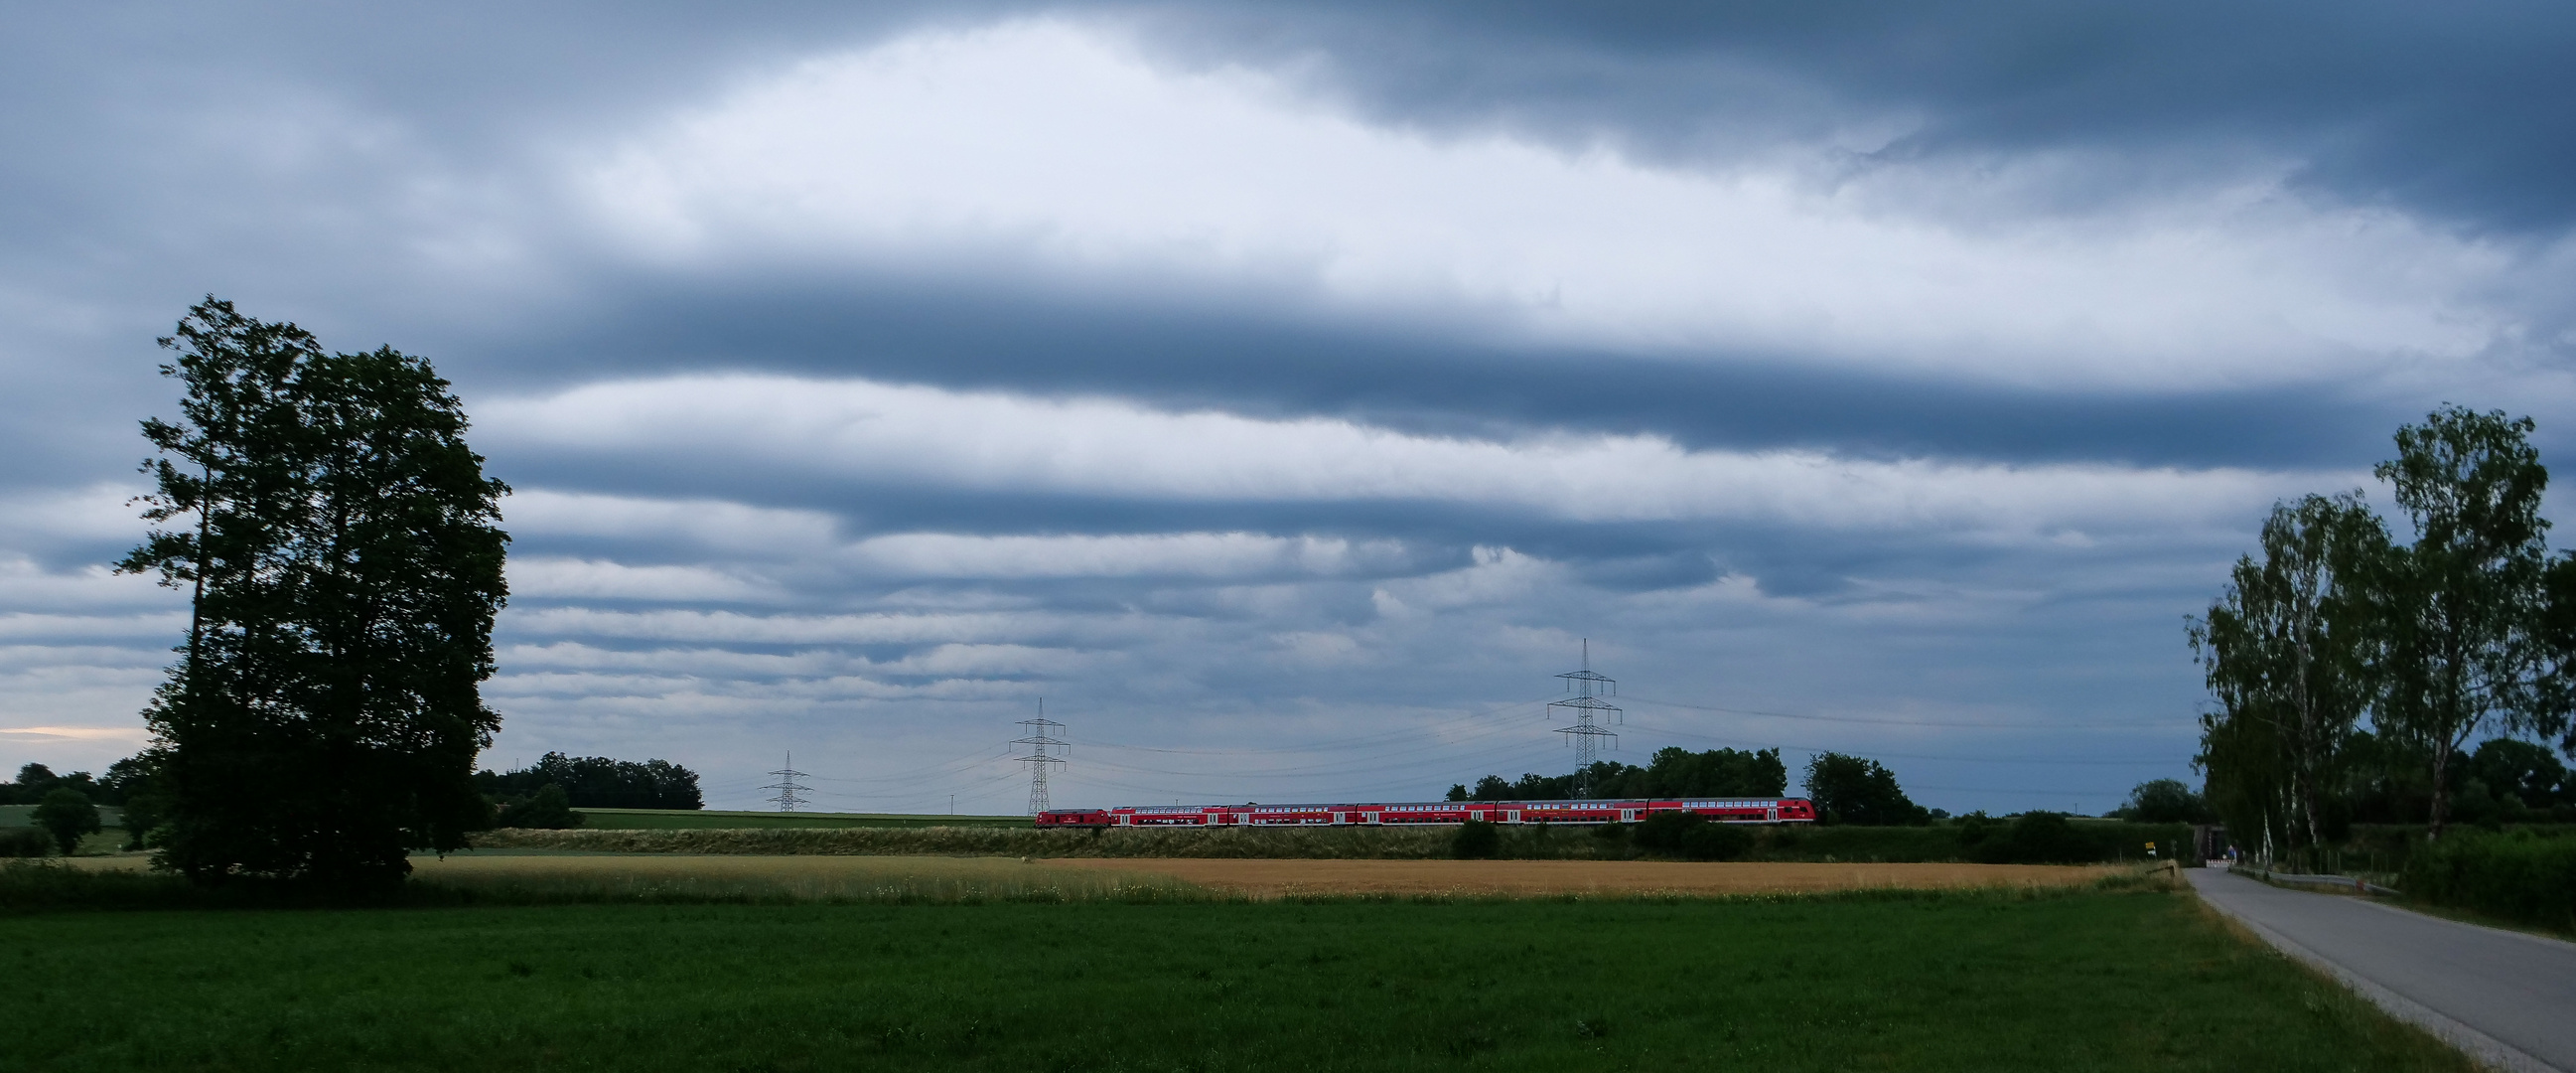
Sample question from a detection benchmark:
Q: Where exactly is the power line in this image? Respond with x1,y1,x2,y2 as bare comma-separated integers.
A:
1076,711,1547,778
799,743,1020,788
1076,696,1558,757
1910,784,2141,798
1622,693,2189,731
1620,718,2186,766
1078,734,1547,782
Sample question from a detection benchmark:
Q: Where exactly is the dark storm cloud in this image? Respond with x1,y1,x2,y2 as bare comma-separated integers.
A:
0,0,2536,496
1132,0,2576,233
6,0,2560,811
10,1,2571,264
460,264,2410,471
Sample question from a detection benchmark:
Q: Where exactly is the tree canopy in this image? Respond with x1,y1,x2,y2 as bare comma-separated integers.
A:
0,763,118,807
117,298,509,888
2193,405,2576,856
1800,752,1929,826
1445,747,1787,802
32,788,102,856
2114,779,2216,825
2189,493,2386,849
476,753,703,810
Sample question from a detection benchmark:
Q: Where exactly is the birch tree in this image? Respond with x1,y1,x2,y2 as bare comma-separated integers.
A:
2372,405,2552,838
2191,493,2385,855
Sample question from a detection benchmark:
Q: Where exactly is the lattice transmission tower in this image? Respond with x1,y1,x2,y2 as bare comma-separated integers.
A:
1550,639,1621,798
764,752,812,812
1012,700,1069,815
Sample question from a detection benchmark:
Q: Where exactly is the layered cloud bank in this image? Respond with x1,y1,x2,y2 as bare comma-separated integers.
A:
581,20,2548,391
4,6,2573,810
485,373,2312,539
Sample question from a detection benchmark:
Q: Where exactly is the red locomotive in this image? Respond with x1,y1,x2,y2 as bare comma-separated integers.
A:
1036,797,1814,828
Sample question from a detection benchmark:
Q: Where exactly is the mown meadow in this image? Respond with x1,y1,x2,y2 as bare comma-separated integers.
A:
2,864,2478,1073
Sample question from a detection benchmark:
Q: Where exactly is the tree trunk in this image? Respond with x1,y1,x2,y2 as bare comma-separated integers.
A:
2427,732,2453,839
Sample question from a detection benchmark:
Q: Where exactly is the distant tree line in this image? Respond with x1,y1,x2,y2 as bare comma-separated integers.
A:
0,761,142,807
4,746,702,849
1443,746,1946,827
1446,747,1789,802
2,760,162,856
2192,405,2576,861
476,752,703,811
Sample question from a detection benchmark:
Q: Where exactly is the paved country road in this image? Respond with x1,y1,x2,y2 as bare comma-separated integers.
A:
2189,868,2576,1072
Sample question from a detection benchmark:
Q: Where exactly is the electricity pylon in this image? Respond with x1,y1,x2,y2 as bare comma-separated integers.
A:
763,752,811,812
1550,640,1620,798
1012,700,1069,815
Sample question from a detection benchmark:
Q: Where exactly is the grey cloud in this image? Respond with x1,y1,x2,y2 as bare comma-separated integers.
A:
464,265,2423,470
8,1,2556,814
1129,0,2576,233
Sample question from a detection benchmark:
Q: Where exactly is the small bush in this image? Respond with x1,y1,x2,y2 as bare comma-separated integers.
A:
1971,813,2095,864
1451,820,1501,859
0,827,53,857
1680,823,1752,861
33,788,101,856
1631,812,1751,860
2403,829,2576,931
1955,812,1997,848
496,784,584,830
1632,811,1698,853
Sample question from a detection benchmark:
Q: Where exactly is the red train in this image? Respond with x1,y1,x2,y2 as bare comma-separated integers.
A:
1036,797,1815,828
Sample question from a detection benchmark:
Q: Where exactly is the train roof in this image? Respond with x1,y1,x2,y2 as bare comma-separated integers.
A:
1118,797,1803,810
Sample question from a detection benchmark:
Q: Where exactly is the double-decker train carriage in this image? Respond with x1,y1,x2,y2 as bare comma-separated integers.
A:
1035,797,1815,828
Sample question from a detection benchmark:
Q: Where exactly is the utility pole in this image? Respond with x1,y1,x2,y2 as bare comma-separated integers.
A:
1550,639,1621,798
763,752,811,812
1012,699,1069,815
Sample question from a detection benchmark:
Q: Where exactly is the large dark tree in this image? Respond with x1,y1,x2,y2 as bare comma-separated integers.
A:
1800,752,1927,826
2372,406,2557,838
117,298,509,888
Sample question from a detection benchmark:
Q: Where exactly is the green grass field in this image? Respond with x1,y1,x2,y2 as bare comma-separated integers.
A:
1,803,129,856
1,873,2477,1072
0,803,124,829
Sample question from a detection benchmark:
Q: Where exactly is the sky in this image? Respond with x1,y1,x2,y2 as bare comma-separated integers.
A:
5,2,2575,814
